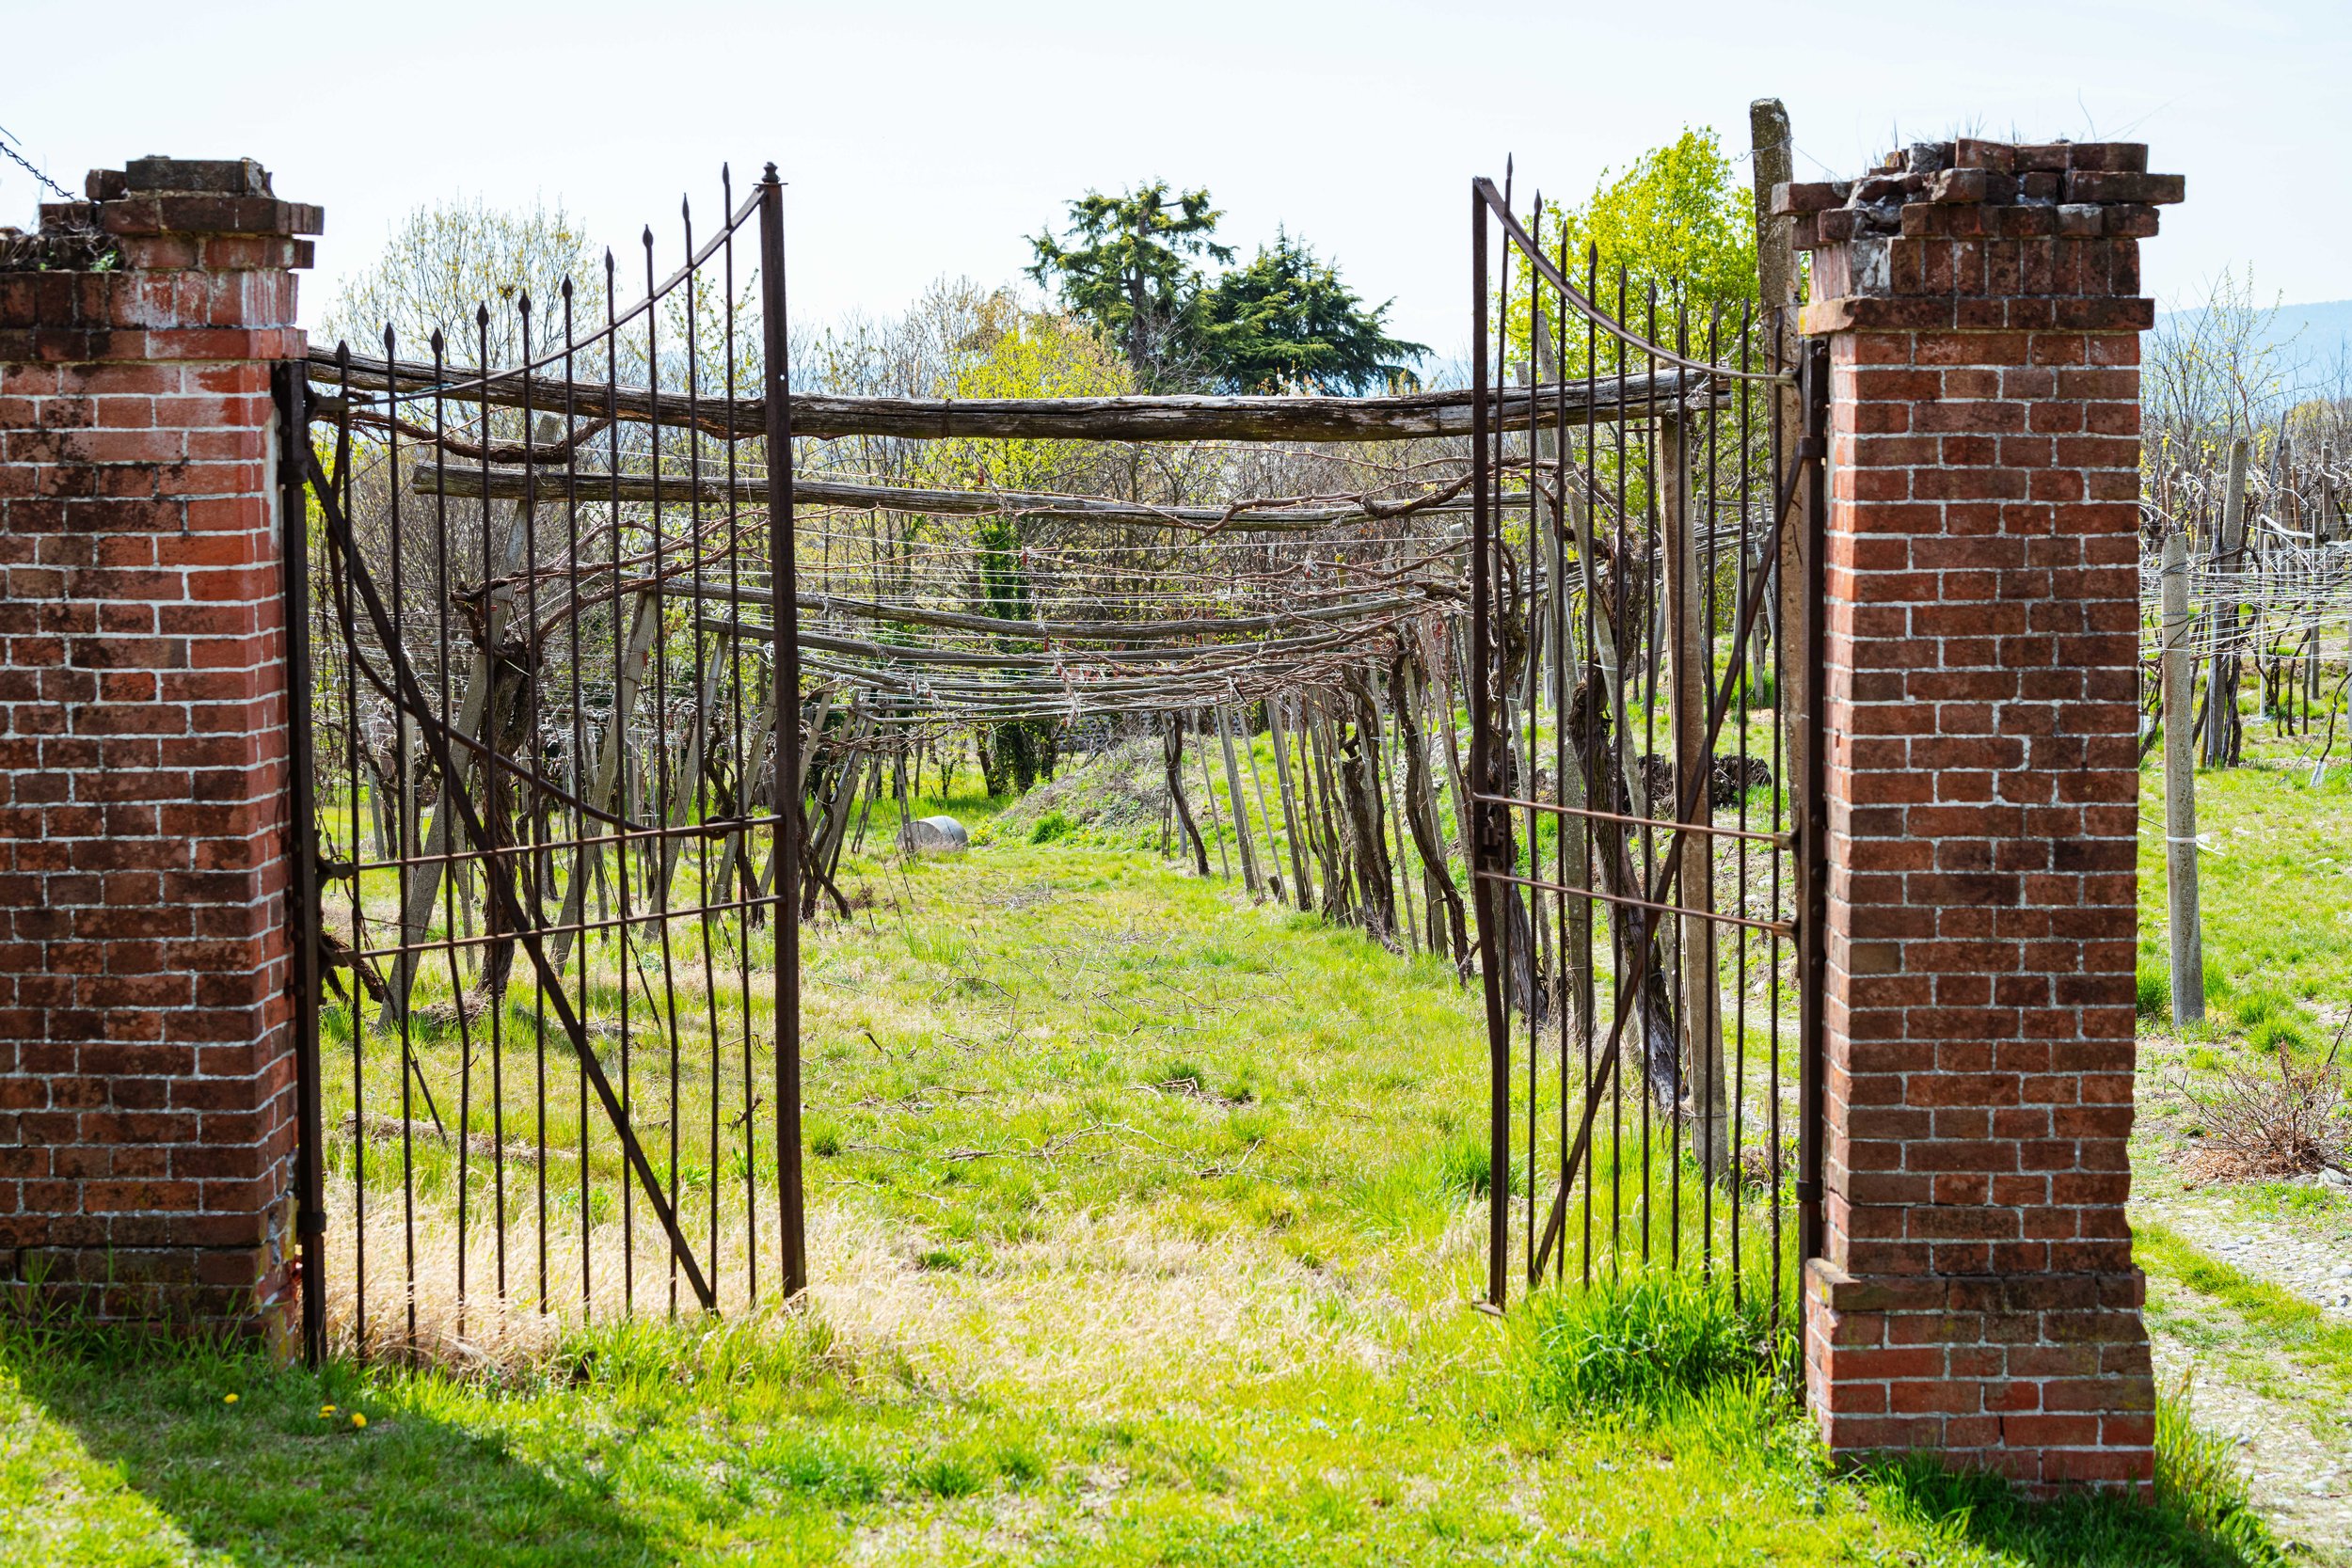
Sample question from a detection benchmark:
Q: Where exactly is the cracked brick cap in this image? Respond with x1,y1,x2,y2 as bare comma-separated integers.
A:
1773,140,2184,255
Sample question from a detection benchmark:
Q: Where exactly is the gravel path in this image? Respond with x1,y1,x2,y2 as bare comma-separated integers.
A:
2132,1144,2352,1561
2146,1179,2352,1316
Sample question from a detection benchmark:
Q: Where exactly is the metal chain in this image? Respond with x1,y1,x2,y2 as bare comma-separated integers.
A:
0,130,72,203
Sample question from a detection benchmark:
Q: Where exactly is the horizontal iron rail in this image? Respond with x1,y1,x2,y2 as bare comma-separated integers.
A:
336,891,794,964
1472,866,1795,937
314,350,1724,443
337,813,790,878
1470,790,1793,847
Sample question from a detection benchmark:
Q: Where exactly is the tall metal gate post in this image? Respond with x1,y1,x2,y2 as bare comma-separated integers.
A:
1466,183,1509,1312
274,361,328,1368
1794,335,1830,1265
757,166,808,1299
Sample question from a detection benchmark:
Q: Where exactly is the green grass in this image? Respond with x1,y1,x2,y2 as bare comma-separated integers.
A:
2137,724,2352,1062
0,768,2287,1563
0,1299,2273,1567
1519,1269,1788,1417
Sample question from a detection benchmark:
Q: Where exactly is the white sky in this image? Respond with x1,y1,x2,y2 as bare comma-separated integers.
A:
6,0,2345,364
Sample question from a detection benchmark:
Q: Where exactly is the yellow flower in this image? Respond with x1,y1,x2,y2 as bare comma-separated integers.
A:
350,1413,367,1430
319,1403,337,1418
222,1393,238,1405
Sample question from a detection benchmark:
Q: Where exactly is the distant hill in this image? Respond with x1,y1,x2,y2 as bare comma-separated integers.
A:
2154,298,2352,403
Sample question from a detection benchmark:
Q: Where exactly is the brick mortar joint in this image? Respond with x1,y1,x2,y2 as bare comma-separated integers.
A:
1805,1257,2150,1309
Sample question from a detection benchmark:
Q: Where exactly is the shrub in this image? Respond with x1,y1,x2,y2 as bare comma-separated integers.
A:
2229,990,2280,1031
907,1450,985,1498
1151,1057,1210,1093
2183,1039,2345,1182
2248,1015,2308,1054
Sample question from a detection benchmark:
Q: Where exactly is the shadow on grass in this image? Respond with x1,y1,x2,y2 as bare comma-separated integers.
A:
0,1329,667,1568
1863,1453,2285,1568
1519,1272,2287,1568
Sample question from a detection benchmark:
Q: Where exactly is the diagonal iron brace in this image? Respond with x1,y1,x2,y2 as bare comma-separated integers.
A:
1520,419,1824,1283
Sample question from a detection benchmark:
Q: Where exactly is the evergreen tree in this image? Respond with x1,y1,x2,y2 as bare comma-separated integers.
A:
1193,230,1425,393
1028,182,1423,394
1025,182,1231,388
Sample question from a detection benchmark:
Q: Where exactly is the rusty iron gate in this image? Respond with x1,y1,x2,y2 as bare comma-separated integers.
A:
1465,175,1828,1324
278,166,804,1365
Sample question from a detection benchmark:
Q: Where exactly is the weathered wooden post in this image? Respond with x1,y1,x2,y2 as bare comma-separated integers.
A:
1660,410,1728,1180
1215,706,1262,896
2159,530,2205,1025
2205,436,2250,766
1751,97,1801,700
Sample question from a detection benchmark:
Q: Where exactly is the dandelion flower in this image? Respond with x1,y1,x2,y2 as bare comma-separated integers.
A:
320,1403,337,1418
350,1413,367,1430
222,1393,238,1405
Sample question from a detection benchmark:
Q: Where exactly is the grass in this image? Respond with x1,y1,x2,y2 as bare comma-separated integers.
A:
0,1284,2275,1567
1518,1270,1788,1417
0,752,2294,1564
2137,721,2352,1062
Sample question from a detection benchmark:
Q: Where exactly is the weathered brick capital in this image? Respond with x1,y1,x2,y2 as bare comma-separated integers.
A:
0,161,315,366
1778,138,2183,319
30,158,322,278
1792,136,2161,1496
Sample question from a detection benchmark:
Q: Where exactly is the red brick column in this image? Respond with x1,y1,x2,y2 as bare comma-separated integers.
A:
0,158,319,1340
1777,140,2183,1493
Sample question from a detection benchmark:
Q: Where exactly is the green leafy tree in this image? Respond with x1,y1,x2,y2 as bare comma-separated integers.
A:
918,307,1134,794
1514,127,1757,359
1026,182,1232,388
1193,230,1426,393
1549,126,1756,314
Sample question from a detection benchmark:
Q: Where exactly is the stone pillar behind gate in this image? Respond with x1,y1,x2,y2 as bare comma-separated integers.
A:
1780,141,2182,1492
0,159,318,1340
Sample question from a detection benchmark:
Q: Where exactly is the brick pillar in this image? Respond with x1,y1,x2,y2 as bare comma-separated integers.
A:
1777,140,2184,1493
0,159,320,1339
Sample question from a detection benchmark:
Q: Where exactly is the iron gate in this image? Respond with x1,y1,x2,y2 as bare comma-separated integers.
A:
1464,175,1827,1323
278,166,804,1365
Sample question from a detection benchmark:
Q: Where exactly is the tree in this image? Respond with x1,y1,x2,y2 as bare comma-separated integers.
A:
1518,127,1757,354
1026,182,1232,388
2145,265,2292,462
920,307,1135,795
1027,182,1422,394
1193,230,1426,394
326,196,596,364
